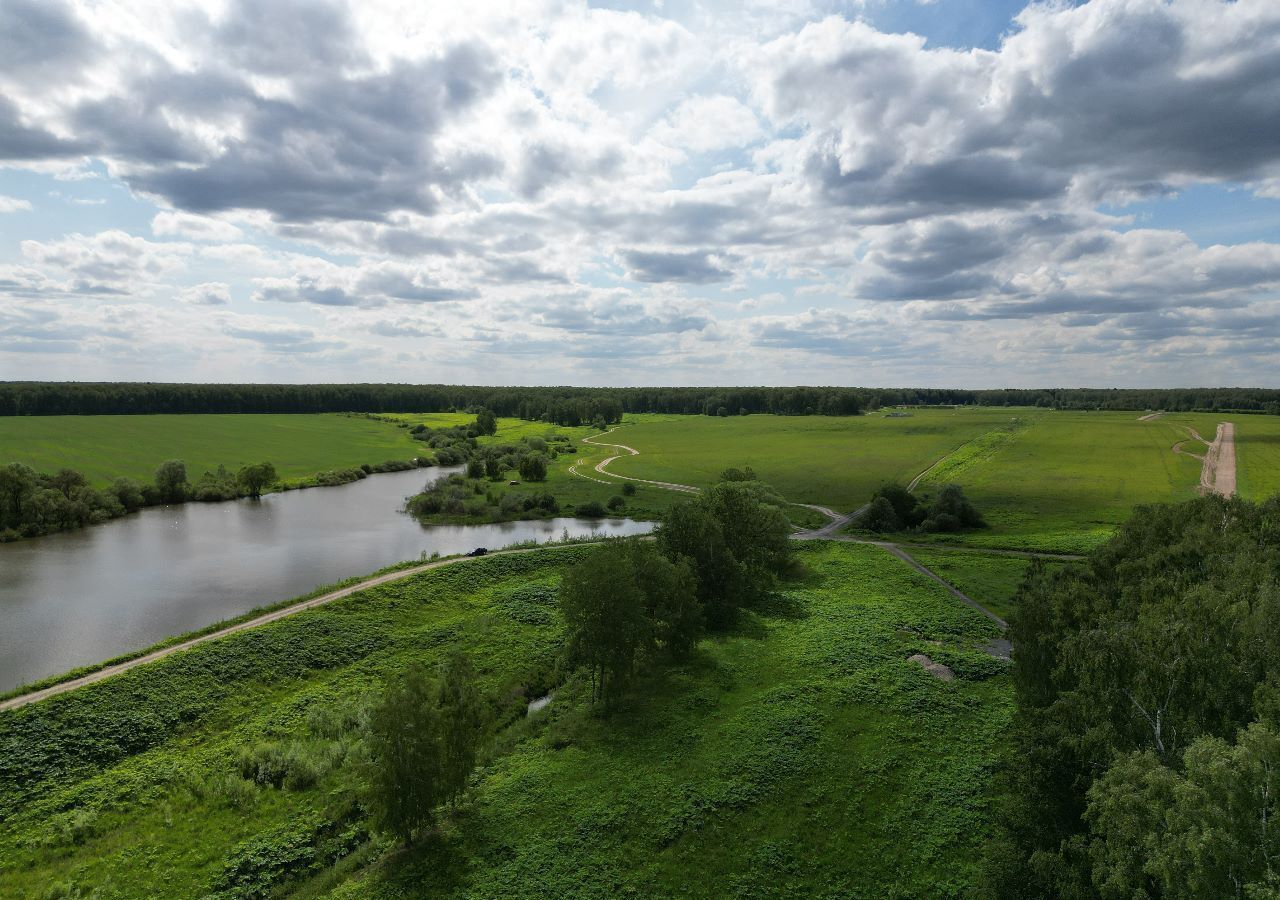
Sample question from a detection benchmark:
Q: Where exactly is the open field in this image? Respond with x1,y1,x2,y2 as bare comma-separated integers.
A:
0,413,424,486
904,411,1212,553
597,408,1031,513
0,540,1009,899
1161,412,1280,501
904,548,1074,622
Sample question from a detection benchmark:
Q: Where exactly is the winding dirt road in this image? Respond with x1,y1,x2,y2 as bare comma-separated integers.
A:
1164,422,1237,497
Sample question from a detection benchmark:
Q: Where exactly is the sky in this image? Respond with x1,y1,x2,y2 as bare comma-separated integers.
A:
1,0,1278,388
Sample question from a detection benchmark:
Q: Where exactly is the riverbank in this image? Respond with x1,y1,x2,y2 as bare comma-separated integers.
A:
0,465,651,692
0,540,1011,898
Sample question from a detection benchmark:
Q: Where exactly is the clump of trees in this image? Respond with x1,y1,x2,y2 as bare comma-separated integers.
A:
859,483,985,534
366,651,489,846
988,494,1280,898
559,476,792,703
0,456,281,540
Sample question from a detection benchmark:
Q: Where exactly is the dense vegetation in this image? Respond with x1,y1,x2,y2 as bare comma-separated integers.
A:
990,494,1280,898
5,382,1279,418
0,537,1010,898
859,482,986,534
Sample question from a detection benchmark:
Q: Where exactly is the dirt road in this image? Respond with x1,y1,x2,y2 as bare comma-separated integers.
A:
1202,422,1237,496
0,546,552,714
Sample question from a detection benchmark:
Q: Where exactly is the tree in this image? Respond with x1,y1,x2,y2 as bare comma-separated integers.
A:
1088,723,1280,899
109,477,145,511
559,544,652,703
154,459,189,503
366,666,444,845
656,500,747,630
860,496,900,532
922,483,984,530
436,651,488,808
0,463,36,529
475,408,497,436
50,468,87,499
466,457,484,479
518,454,547,482
236,462,277,499
720,466,757,482
484,455,503,481
623,542,702,660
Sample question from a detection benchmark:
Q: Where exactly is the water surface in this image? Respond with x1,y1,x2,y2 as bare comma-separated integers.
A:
0,467,650,692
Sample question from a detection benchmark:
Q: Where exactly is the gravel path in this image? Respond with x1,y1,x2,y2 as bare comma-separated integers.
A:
0,546,553,714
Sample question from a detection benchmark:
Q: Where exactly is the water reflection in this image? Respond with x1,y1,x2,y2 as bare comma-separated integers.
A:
0,466,651,691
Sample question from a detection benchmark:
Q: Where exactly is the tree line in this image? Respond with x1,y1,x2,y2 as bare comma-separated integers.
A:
3,382,1279,418
0,459,282,541
988,493,1280,898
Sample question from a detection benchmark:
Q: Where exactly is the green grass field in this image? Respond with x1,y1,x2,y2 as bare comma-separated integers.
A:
905,548,1073,622
0,541,1009,899
905,411,1211,553
600,408,1029,513
0,414,424,486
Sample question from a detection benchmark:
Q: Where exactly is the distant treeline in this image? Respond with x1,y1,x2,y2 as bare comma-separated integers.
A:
1,383,1277,419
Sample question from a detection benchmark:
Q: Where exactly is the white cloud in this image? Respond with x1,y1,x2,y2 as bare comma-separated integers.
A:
0,195,32,212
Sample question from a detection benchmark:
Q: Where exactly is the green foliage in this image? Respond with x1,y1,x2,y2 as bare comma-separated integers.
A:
991,495,1280,896
236,462,277,498
517,453,547,482
474,408,498,436
0,542,1008,898
574,499,607,517
559,544,652,704
366,665,446,844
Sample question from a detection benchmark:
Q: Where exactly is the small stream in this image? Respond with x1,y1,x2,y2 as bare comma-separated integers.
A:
0,466,652,692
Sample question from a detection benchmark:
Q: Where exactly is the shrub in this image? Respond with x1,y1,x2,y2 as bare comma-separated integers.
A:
622,483,636,496
607,495,625,511
575,500,607,518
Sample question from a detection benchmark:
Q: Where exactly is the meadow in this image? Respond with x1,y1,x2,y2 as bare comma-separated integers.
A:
0,413,424,487
596,408,1028,513
907,411,1214,553
0,540,1009,899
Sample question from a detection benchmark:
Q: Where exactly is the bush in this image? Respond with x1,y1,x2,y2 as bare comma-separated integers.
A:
575,500,607,518
622,483,636,496
607,495,625,511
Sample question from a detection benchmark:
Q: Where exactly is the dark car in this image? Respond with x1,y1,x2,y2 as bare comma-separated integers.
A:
467,547,488,557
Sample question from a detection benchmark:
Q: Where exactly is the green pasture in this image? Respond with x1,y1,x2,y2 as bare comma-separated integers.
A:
905,548,1073,622
1159,412,1280,501
0,541,1009,899
0,414,423,486
907,411,1210,553
599,408,1030,513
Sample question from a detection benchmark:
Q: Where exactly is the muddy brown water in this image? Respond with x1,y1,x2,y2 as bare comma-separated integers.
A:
0,466,651,693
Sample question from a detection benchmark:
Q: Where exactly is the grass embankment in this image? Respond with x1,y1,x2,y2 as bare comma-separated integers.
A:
0,541,1010,898
593,408,1027,513
0,413,424,487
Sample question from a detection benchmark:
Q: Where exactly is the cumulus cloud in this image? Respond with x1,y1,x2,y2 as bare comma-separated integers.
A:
179,282,231,306
152,212,243,242
1,0,1279,384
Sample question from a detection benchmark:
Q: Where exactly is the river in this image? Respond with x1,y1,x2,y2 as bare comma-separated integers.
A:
0,466,652,693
